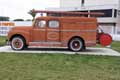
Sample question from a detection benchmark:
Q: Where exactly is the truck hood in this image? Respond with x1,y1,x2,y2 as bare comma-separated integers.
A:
12,26,33,31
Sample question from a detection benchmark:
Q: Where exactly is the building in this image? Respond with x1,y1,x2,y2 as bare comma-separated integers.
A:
117,0,120,34
60,0,118,7
46,0,120,40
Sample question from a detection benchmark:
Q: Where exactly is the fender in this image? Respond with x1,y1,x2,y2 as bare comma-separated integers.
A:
8,30,31,45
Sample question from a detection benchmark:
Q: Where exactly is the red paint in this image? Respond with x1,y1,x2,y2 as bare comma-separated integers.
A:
99,34,112,46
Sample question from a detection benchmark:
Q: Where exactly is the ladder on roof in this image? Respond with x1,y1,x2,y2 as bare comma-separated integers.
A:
30,9,104,17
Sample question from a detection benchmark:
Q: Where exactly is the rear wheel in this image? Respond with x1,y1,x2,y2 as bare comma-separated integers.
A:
11,36,26,50
69,38,84,52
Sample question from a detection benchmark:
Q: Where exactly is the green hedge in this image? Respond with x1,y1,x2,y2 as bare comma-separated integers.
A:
0,36,7,46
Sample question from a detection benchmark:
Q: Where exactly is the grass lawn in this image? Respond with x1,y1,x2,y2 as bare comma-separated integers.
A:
0,36,120,80
0,53,120,80
0,36,7,46
111,41,120,53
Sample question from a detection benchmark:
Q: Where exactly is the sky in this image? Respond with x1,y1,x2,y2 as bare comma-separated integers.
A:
0,0,60,20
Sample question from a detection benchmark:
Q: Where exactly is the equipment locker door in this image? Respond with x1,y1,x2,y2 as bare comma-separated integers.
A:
46,20,60,42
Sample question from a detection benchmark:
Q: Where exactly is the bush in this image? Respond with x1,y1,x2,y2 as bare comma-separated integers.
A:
0,36,7,46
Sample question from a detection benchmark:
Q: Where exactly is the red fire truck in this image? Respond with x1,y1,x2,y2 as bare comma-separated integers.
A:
7,10,112,51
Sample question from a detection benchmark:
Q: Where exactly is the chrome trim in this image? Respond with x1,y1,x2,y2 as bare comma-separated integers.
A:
40,29,96,32
61,30,96,32
34,29,46,31
35,29,97,32
47,29,59,32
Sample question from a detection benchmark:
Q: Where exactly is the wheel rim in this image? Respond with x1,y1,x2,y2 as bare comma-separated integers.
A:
70,39,83,51
11,37,24,50
72,41,80,49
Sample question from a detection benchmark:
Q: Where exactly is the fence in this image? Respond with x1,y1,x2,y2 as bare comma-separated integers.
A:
0,21,32,36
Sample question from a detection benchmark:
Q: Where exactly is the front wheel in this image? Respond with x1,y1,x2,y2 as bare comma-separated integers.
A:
69,38,84,52
10,36,25,50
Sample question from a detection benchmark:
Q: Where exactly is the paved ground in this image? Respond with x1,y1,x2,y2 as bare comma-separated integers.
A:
0,46,120,56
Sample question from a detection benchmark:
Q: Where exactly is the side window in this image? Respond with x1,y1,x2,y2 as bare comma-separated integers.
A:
35,20,46,28
38,20,46,28
48,20,59,28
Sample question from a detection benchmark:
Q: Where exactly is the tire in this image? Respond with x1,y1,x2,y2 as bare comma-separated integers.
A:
10,36,25,50
69,38,84,52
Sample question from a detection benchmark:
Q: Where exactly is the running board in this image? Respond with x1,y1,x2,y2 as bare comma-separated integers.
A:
29,42,62,47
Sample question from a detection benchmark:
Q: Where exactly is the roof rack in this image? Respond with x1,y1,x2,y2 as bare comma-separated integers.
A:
31,10,104,16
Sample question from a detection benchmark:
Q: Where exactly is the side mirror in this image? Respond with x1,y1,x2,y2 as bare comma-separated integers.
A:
97,27,103,33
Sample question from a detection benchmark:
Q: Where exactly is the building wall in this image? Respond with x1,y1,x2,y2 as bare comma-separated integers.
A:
85,0,119,6
99,24,114,34
116,0,120,34
60,0,119,8
60,0,82,8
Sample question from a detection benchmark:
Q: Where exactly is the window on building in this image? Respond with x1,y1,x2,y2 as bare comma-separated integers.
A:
90,9,112,17
114,9,117,17
48,20,59,28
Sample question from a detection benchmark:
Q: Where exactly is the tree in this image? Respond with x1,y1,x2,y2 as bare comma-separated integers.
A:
13,19,24,21
26,19,32,21
0,16,10,21
28,9,36,21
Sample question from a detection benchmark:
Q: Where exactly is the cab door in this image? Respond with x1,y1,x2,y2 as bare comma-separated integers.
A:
32,20,46,42
47,20,60,42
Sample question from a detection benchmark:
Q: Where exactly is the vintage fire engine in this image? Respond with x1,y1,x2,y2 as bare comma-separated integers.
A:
7,10,112,51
